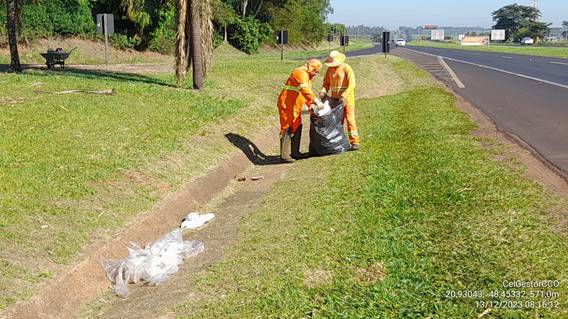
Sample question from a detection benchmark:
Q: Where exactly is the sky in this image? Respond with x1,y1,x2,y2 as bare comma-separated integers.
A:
328,0,568,28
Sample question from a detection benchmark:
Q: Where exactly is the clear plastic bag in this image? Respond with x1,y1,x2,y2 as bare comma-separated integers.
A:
101,229,204,297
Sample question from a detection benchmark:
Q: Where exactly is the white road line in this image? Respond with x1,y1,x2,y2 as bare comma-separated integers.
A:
403,48,568,90
550,61,568,66
501,56,513,59
437,56,466,88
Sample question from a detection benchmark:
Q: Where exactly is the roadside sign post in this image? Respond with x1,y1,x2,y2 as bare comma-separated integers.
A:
431,29,445,41
327,34,334,53
490,29,506,47
96,14,114,64
276,30,288,61
382,31,390,58
340,35,349,53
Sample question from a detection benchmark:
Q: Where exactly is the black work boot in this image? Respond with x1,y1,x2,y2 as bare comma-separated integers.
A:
280,130,295,163
291,125,308,159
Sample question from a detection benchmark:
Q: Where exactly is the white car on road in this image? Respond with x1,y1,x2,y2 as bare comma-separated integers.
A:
520,37,534,45
395,39,407,47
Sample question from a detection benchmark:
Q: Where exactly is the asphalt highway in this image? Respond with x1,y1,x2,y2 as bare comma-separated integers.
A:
346,44,568,177
405,46,568,87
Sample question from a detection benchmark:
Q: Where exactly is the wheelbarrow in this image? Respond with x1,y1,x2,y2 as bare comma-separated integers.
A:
40,47,77,70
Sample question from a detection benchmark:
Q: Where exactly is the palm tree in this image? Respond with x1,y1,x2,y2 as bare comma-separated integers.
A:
189,0,203,89
7,0,21,72
175,0,213,89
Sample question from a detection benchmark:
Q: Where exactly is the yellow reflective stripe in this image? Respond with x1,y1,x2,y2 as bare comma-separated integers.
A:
283,85,300,92
283,83,308,92
330,86,349,93
348,131,359,137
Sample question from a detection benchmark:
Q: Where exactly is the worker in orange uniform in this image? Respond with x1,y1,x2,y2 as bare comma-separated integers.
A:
277,58,322,163
320,50,359,150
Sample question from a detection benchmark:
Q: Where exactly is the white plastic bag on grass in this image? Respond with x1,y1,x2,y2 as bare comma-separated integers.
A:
181,212,215,230
101,229,204,298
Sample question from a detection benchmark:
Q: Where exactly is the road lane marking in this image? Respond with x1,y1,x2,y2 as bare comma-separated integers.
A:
403,48,568,90
550,61,568,66
501,56,513,59
438,57,466,88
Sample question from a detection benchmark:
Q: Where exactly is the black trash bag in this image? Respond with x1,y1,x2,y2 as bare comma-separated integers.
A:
309,98,351,156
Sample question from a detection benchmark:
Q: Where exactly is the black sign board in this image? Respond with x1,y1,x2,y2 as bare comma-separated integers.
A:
382,31,390,53
327,34,334,42
277,30,288,45
340,35,350,46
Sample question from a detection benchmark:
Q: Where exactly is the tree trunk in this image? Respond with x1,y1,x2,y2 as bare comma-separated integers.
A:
190,0,204,90
175,0,188,83
7,0,21,72
224,25,227,42
241,0,248,18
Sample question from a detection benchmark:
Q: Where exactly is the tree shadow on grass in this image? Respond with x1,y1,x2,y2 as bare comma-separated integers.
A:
0,64,179,88
225,133,282,165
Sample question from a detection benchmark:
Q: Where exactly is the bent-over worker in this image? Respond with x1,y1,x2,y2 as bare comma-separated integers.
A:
277,58,322,163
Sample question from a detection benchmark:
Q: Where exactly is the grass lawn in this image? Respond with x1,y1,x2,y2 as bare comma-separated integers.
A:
409,40,568,59
174,61,568,317
0,43,388,310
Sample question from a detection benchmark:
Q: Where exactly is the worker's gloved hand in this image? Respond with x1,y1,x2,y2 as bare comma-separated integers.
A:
308,104,317,112
339,97,346,105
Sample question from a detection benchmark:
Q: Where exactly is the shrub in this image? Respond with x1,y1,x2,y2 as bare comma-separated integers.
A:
110,34,142,50
0,0,95,41
228,17,273,54
147,6,177,54
213,31,224,48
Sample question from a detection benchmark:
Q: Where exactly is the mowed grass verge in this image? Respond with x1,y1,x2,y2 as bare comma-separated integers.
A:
0,44,395,310
409,40,568,59
174,76,568,316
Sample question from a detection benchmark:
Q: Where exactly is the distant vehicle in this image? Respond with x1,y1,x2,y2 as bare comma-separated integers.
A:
520,37,534,45
395,39,407,47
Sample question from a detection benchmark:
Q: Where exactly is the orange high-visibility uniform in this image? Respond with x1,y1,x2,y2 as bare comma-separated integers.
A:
277,66,316,135
321,63,359,144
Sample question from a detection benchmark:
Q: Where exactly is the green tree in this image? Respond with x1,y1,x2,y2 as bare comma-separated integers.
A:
327,23,347,36
120,0,174,48
517,19,551,42
268,0,332,45
212,0,236,41
492,3,541,41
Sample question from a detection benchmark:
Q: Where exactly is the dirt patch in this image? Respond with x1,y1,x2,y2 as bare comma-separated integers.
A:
0,37,172,65
124,171,172,193
303,269,333,288
354,263,387,285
